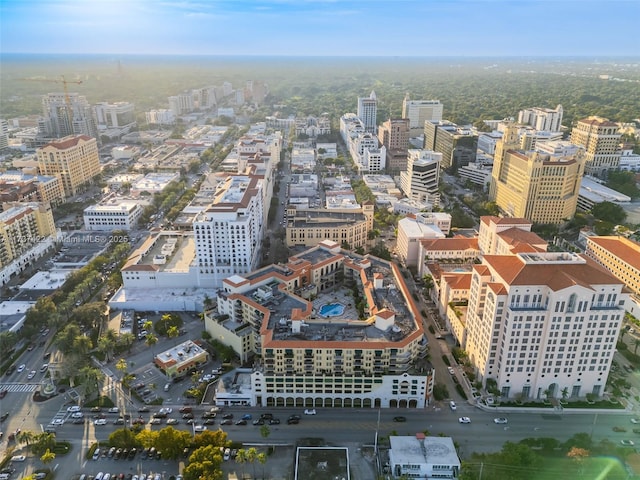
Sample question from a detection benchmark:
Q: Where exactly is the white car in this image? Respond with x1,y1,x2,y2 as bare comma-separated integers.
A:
159,407,173,414
449,401,457,411
94,418,107,426
304,409,316,415
52,418,65,425
27,370,37,380
71,412,84,419
621,439,635,446
194,425,207,432
458,417,471,424
493,417,508,424
447,367,455,375
108,407,119,413
17,364,26,373
10,455,26,462
67,405,81,413
631,418,640,424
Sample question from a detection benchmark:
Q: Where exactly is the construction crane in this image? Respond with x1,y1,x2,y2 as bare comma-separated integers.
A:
22,75,83,116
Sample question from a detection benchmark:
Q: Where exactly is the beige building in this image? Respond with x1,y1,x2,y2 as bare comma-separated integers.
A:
377,118,409,173
465,252,626,400
585,236,640,298
489,126,585,224
207,240,433,409
154,340,209,379
285,202,374,249
570,116,621,177
36,135,101,198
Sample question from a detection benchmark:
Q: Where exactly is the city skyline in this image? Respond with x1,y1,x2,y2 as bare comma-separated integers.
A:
1,0,639,57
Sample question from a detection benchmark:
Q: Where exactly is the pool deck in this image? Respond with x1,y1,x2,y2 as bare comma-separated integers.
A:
312,289,359,321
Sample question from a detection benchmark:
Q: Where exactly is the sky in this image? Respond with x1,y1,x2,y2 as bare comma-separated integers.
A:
1,0,639,57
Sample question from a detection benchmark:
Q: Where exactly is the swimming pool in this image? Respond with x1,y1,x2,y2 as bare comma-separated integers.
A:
319,303,345,317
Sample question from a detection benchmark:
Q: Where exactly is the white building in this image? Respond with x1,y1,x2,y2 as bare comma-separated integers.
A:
396,213,449,267
168,93,195,116
477,131,505,156
400,149,441,207
94,102,136,134
577,176,631,212
290,148,316,172
619,147,640,171
402,96,444,137
357,90,377,134
518,105,563,132
458,162,492,188
389,434,460,480
465,252,627,400
145,109,175,126
316,143,337,160
83,199,143,231
193,174,264,288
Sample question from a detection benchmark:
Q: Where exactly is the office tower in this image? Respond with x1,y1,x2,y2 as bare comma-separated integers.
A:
400,149,441,207
465,251,626,400
357,90,377,134
0,119,8,149
489,126,585,224
518,105,563,132
423,121,477,171
36,135,101,198
570,116,621,177
39,92,98,140
378,118,409,173
94,102,136,132
193,174,264,288
402,95,444,137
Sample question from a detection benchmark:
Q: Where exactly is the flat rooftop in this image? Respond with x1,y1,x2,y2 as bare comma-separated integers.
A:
156,339,207,366
295,447,350,480
19,270,71,291
290,209,367,228
390,436,459,468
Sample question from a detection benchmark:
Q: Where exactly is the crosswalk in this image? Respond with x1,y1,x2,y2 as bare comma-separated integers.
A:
0,383,39,393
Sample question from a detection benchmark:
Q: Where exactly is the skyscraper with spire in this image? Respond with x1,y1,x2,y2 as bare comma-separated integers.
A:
357,90,377,134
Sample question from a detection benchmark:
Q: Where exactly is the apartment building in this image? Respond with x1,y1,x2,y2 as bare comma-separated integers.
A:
0,202,56,285
396,213,451,267
570,116,621,177
401,96,444,137
518,105,563,132
0,171,65,209
39,92,98,140
36,135,101,198
489,126,585,224
193,174,264,288
377,118,409,173
206,240,432,408
585,236,640,298
465,252,626,400
285,202,374,249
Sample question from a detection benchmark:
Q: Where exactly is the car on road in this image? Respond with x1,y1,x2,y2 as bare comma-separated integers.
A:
269,418,281,425
447,367,455,375
393,416,407,422
235,419,247,425
67,406,81,413
287,417,300,425
449,401,457,411
220,419,233,425
166,418,179,425
26,370,36,379
494,417,508,424
458,417,471,424
5,365,15,376
108,407,119,413
16,364,25,373
304,409,316,415
138,406,150,413
10,455,25,462
94,419,107,426
241,414,252,420
113,417,125,425
52,418,64,425
71,412,84,419
159,407,173,414
252,419,264,425
0,389,7,399
621,439,635,446
193,425,207,432
0,413,9,422
40,364,49,373
631,418,640,424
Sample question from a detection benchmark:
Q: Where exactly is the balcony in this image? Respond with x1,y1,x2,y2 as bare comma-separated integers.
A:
509,303,546,311
590,303,619,311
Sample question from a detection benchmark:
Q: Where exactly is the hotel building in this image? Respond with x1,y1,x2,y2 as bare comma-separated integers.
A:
570,116,621,177
357,91,377,134
206,240,432,408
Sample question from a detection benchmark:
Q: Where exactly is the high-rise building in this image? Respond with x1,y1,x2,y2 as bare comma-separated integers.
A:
423,121,477,171
378,118,409,173
36,135,101,198
39,92,98,140
400,150,441,207
489,126,585,224
168,93,195,116
465,251,626,400
402,96,443,137
518,105,563,132
357,91,377,134
0,119,9,150
193,174,264,288
94,102,136,133
570,116,621,177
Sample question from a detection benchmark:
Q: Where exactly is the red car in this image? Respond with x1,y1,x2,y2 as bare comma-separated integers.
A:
0,389,8,399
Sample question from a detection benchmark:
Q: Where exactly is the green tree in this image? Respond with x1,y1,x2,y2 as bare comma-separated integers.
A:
97,329,118,362
167,325,180,344
591,201,626,224
135,429,159,448
155,426,192,460
257,452,267,479
184,444,224,480
116,358,128,376
40,448,56,465
260,424,271,441
78,366,104,400
32,432,57,456
109,427,140,448
145,332,158,355
17,430,36,447
235,449,248,479
246,447,258,479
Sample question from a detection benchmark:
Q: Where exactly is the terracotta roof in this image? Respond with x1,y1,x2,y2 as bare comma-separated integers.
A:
481,215,532,226
442,273,472,290
421,237,479,251
497,227,547,252
43,135,92,150
484,254,623,291
587,236,640,272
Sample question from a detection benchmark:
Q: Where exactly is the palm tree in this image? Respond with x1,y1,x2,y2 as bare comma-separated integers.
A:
260,424,270,442
145,333,158,356
18,430,35,447
246,447,258,479
257,452,267,479
116,358,128,376
97,330,117,362
40,448,56,465
634,338,640,355
79,365,105,400
167,325,179,345
235,448,248,479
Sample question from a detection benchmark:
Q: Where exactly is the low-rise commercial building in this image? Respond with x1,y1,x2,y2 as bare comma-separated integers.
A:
154,339,209,379
389,434,460,480
83,199,143,231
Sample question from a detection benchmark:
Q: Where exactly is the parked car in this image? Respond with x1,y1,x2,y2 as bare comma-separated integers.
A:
235,419,247,426
241,414,252,420
94,419,107,426
304,409,316,415
67,406,81,413
393,416,407,422
269,418,281,425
